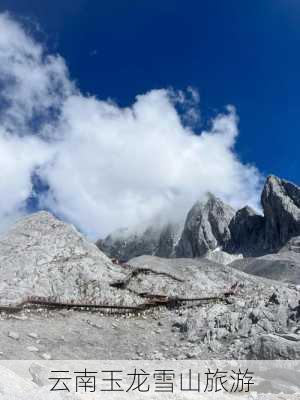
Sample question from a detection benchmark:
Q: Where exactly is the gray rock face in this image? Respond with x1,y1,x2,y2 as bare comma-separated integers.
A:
96,226,160,262
176,193,235,257
97,221,182,262
228,175,300,257
0,211,139,306
155,222,182,258
175,175,300,259
262,175,300,251
226,206,265,256
251,334,300,359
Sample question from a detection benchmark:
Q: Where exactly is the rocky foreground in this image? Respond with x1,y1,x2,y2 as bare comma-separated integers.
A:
0,253,299,360
0,175,299,360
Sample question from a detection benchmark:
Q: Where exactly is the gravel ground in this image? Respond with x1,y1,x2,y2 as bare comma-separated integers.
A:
0,305,240,360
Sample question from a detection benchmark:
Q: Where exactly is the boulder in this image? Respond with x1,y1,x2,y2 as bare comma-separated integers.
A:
204,249,243,265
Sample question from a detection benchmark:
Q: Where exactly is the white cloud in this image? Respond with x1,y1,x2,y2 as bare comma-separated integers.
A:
0,13,263,238
0,13,72,134
0,129,52,232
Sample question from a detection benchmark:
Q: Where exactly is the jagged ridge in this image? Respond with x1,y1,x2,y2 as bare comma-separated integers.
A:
97,175,300,262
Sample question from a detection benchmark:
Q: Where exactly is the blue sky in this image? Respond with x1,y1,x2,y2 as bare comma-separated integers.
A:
1,0,299,181
0,1,298,237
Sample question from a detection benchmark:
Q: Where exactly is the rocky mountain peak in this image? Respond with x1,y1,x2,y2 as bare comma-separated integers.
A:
97,174,300,263
226,205,265,256
175,193,235,257
262,175,300,250
262,175,300,209
236,205,257,217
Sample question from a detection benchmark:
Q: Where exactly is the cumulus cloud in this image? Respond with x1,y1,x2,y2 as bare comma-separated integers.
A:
0,13,72,135
0,13,263,238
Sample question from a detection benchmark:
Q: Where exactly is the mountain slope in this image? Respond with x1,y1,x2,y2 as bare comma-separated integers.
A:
0,211,139,305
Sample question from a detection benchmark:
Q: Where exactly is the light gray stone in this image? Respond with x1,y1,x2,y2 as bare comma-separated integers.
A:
204,249,243,265
0,211,140,306
28,332,38,339
8,331,19,340
27,346,39,353
41,353,52,360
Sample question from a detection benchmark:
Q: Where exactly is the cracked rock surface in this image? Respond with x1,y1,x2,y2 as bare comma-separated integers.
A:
0,211,140,306
0,253,297,360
